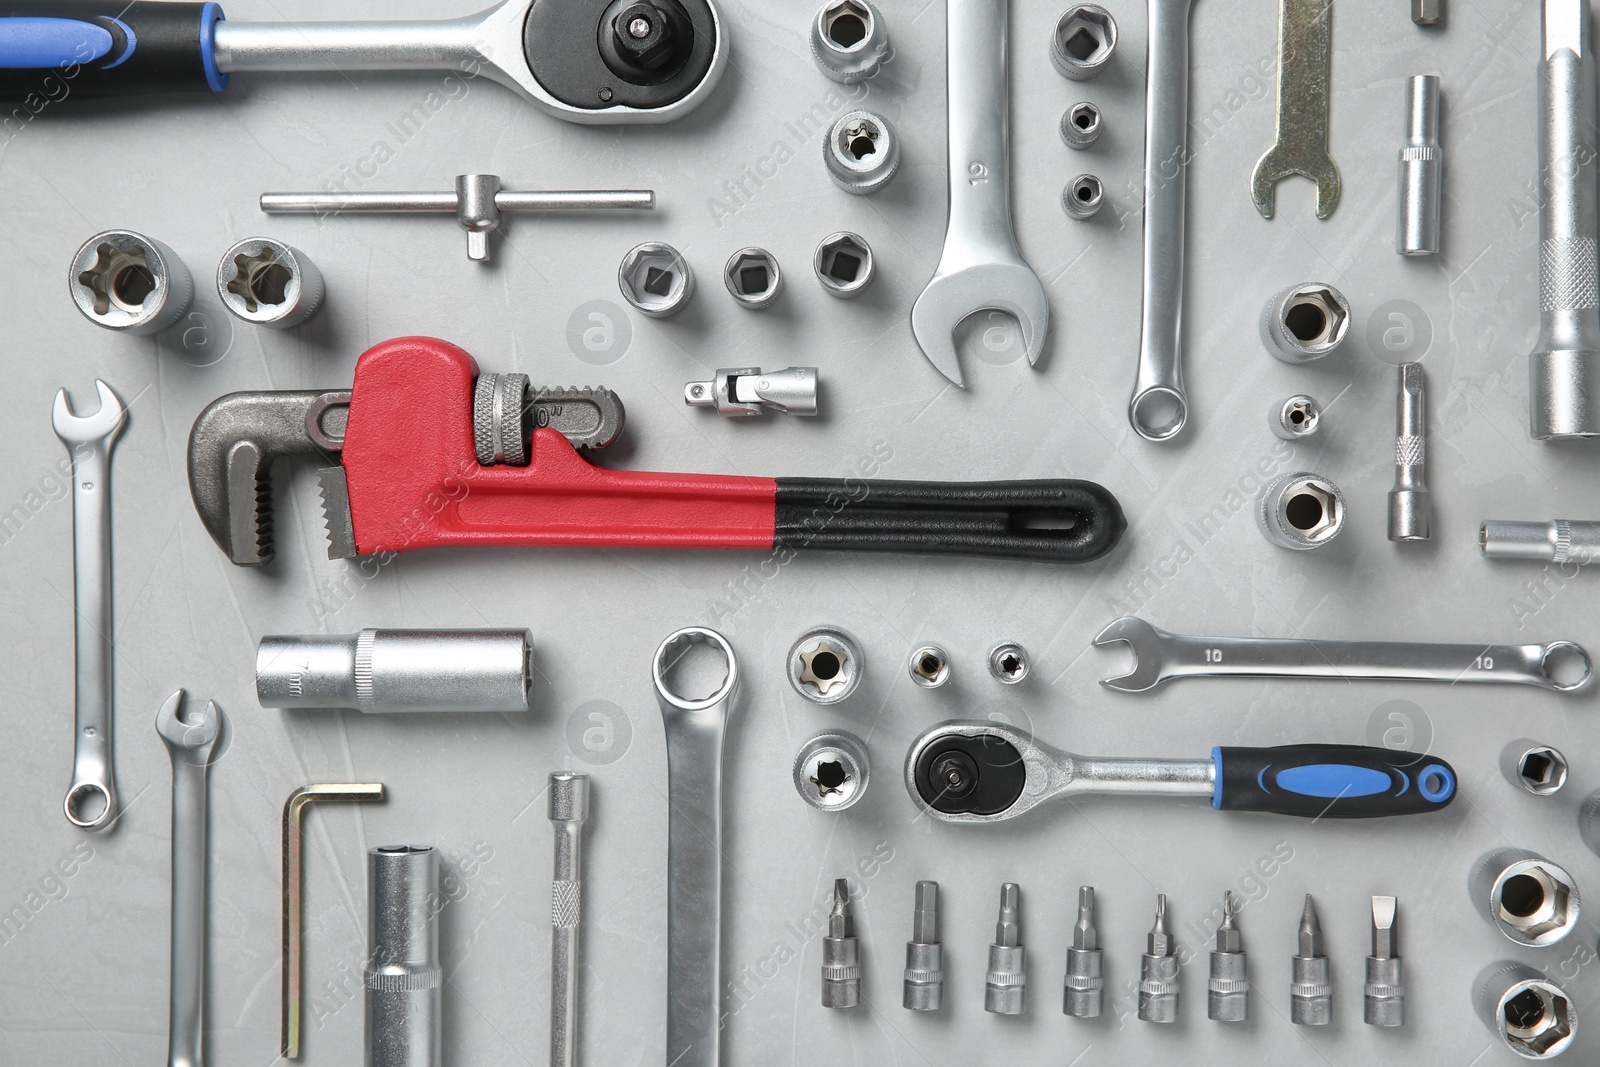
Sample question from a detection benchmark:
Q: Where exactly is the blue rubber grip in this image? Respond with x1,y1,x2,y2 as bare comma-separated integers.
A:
1213,744,1456,818
0,2,225,95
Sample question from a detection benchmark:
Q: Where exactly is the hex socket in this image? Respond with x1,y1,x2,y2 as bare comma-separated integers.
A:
1474,962,1578,1060
257,629,533,713
1398,75,1443,256
1500,740,1569,796
366,846,441,1067
1469,847,1581,947
1260,283,1351,363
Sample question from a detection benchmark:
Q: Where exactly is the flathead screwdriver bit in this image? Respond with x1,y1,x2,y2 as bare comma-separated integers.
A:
985,883,1026,1015
1138,894,1179,1023
1365,896,1405,1027
1208,891,1249,1022
1291,894,1332,1025
1063,886,1104,1018
903,881,944,1011
822,879,861,1008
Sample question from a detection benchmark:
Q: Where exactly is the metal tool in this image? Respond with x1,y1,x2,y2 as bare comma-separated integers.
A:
69,230,194,334
1482,519,1600,563
282,784,386,1060
257,629,534,713
1063,886,1103,1018
1364,895,1403,1027
1583,791,1600,856
1259,471,1345,550
1475,962,1577,1060
1060,102,1102,149
1471,848,1581,947
1128,0,1196,441
1094,616,1593,693
906,720,1457,823
1050,5,1116,80
793,731,871,812
909,646,952,688
910,0,1049,388
1412,0,1442,25
1531,0,1600,439
0,0,727,124
1388,363,1431,541
685,367,818,417
822,879,862,1008
1290,895,1331,1026
217,238,324,329
903,881,943,1011
549,773,589,1067
366,845,442,1067
1502,741,1569,796
1208,891,1247,1022
787,627,864,704
261,175,652,263
1138,895,1177,1023
189,339,1124,566
810,0,891,82
1252,0,1339,218
619,241,695,316
721,249,783,309
987,642,1029,684
156,690,224,1067
1260,282,1350,363
53,379,127,831
1398,75,1442,255
814,232,875,297
984,883,1025,1015
1062,174,1105,220
825,110,901,195
656,627,738,1067
1271,395,1321,440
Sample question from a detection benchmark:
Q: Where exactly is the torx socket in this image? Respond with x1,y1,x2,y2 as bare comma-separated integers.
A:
822,879,861,1008
257,629,533,713
1481,519,1600,564
1388,362,1431,541
985,883,1026,1015
903,881,943,1011
1397,75,1442,256
1364,895,1404,1027
1063,886,1103,1018
1138,894,1178,1023
1290,895,1331,1026
1469,847,1581,947
1207,891,1248,1022
1474,962,1578,1060
365,846,441,1067
549,774,589,1067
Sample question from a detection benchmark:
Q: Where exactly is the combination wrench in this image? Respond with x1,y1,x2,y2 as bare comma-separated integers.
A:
1129,0,1196,442
52,379,127,831
654,628,738,1067
1094,617,1593,693
910,0,1049,388
156,689,224,1067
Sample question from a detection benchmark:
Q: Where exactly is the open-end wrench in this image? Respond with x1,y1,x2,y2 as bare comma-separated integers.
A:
1094,617,1593,693
906,721,1457,824
654,628,738,1067
0,0,726,125
1250,0,1340,218
910,0,1049,388
52,379,127,831
1129,0,1195,442
156,689,224,1067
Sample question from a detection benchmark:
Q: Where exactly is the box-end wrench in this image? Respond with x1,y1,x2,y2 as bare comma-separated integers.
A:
655,628,738,1067
52,380,127,831
1129,0,1195,442
910,0,1049,389
0,0,727,126
156,689,224,1067
1250,0,1340,219
1094,617,1593,693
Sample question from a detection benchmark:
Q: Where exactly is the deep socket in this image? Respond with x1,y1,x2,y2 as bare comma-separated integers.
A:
365,846,441,1067
1397,75,1442,256
257,629,533,713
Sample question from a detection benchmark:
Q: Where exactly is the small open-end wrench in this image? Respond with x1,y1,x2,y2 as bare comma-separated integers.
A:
0,0,726,125
52,379,127,831
1129,0,1195,442
910,0,1049,388
655,628,738,1067
1094,617,1593,693
156,689,224,1067
1251,0,1340,218
906,721,1457,823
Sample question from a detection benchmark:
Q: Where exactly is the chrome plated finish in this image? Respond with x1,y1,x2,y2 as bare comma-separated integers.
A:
549,773,590,1067
1474,962,1577,1059
1388,363,1431,541
257,629,534,713
69,230,194,335
984,883,1026,1015
1470,848,1581,947
685,367,817,416
1482,519,1600,563
903,881,944,1011
217,238,325,329
1398,75,1443,255
365,846,442,1067
793,731,871,811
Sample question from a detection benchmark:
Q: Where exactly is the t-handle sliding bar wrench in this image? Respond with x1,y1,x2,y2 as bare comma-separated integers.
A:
906,721,1457,824
0,0,727,124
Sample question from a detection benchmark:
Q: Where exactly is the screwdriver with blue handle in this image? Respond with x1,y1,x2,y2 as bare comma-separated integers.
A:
906,721,1457,824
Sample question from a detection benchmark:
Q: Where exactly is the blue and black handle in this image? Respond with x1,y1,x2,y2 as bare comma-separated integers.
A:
0,2,227,95
1212,744,1456,818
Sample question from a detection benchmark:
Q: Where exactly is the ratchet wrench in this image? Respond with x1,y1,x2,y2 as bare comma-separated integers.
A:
156,689,224,1067
655,628,738,1067
1094,617,1593,693
906,721,1457,823
0,0,727,125
1129,0,1196,442
52,379,127,831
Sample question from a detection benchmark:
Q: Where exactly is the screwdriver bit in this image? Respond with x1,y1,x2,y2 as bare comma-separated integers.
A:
1364,896,1404,1027
822,879,861,1008
1411,0,1442,25
1063,886,1104,1018
984,883,1027,1015
1388,362,1431,541
1138,894,1179,1023
1208,891,1249,1022
903,881,944,1011
1291,894,1332,1025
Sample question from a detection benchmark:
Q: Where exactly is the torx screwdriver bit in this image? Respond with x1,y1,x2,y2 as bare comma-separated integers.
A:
1291,894,1332,1025
1138,894,1179,1023
903,881,944,1011
985,883,1026,1015
1063,886,1104,1018
1365,896,1404,1027
1388,362,1431,541
822,879,862,1008
1208,891,1249,1022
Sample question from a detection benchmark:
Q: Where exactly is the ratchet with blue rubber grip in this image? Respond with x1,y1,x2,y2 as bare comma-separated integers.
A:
905,721,1457,823
0,0,727,124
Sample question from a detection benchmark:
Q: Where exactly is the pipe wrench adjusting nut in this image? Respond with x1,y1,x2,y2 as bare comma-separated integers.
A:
70,230,194,335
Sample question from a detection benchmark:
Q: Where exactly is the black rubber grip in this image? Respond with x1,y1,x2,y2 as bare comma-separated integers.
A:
772,478,1125,563
1215,745,1457,819
0,2,225,97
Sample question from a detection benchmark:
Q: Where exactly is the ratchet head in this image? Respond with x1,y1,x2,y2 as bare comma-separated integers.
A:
1250,144,1342,220
910,263,1050,388
904,720,1069,824
1093,616,1170,692
155,689,223,764
51,380,127,447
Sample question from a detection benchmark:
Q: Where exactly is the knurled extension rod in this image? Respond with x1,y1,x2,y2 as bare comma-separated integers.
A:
261,174,654,262
549,773,590,1067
